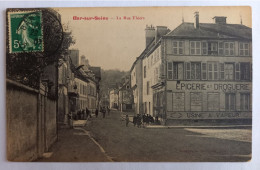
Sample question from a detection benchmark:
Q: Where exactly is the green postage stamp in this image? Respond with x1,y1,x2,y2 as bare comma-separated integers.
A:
8,11,43,53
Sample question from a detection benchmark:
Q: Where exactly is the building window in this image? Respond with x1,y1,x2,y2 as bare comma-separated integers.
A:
240,93,250,111
208,42,218,55
173,41,184,55
144,66,146,78
147,81,150,95
239,43,249,56
173,62,184,80
168,62,173,80
186,62,201,80
224,63,234,80
208,62,218,80
224,42,234,56
190,41,201,55
207,93,219,111
225,93,236,111
191,62,201,80
240,62,250,80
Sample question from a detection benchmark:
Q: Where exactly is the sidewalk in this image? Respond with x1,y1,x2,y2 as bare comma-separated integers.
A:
36,126,111,162
145,124,252,129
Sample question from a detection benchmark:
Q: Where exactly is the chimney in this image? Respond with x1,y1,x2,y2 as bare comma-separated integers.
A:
213,16,227,24
155,26,169,42
194,12,199,29
145,25,156,47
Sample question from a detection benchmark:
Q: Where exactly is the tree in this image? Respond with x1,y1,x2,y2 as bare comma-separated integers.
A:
6,8,75,89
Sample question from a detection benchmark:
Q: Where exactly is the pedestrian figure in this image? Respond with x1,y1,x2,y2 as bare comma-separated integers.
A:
107,106,110,116
86,107,90,119
137,114,142,128
133,116,137,126
76,110,81,120
102,107,106,118
125,114,129,127
95,108,99,118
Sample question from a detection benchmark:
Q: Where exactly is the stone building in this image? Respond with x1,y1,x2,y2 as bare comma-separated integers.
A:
130,12,252,125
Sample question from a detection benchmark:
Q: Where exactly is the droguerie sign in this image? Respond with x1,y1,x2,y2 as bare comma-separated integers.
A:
175,82,250,92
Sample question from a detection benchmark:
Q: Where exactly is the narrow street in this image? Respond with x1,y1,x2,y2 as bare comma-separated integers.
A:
36,110,251,162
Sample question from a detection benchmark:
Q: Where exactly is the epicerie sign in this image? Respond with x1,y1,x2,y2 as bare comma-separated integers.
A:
174,82,250,92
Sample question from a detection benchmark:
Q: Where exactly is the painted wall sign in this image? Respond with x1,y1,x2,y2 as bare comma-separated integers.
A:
171,81,251,92
167,111,252,119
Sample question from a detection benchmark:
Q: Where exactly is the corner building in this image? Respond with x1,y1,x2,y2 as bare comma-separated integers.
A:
132,13,252,125
164,14,252,124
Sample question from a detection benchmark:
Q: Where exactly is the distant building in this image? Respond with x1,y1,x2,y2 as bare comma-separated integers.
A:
69,49,80,66
109,89,119,109
130,12,252,125
118,76,134,112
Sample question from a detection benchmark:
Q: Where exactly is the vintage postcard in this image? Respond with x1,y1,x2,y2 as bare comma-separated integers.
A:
6,6,252,162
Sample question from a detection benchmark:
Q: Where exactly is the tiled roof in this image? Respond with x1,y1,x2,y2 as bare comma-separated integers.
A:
166,22,251,40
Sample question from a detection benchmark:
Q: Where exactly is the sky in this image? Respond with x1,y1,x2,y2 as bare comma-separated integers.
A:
57,6,251,71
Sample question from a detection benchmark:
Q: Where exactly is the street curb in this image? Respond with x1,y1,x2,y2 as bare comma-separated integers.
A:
145,125,252,129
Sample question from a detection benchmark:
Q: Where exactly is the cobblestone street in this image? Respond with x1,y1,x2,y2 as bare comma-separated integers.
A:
36,110,251,162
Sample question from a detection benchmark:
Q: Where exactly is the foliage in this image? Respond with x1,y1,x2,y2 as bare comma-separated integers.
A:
6,8,75,89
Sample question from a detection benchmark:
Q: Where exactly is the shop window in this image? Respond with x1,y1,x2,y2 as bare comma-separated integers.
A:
167,92,185,111
224,42,234,56
190,92,202,111
208,62,218,80
239,43,249,56
190,41,201,55
173,41,184,55
172,92,185,111
224,63,234,80
173,62,184,80
225,93,236,111
240,62,250,80
207,93,219,111
240,93,250,111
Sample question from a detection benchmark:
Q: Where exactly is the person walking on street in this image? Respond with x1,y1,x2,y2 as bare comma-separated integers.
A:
102,107,106,118
86,107,90,119
125,114,129,127
95,108,99,118
107,106,110,116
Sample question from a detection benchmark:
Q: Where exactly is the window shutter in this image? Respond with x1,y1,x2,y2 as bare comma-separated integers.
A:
202,62,207,80
219,42,224,55
214,62,218,80
202,42,208,55
235,63,240,80
186,62,191,80
167,62,173,80
219,63,225,80
208,63,213,80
